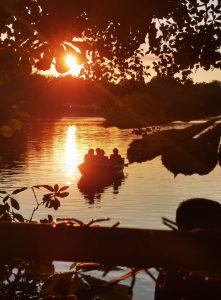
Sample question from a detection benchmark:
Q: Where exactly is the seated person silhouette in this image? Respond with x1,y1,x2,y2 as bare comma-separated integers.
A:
100,149,108,164
155,198,221,300
94,148,107,165
84,148,95,164
110,148,123,165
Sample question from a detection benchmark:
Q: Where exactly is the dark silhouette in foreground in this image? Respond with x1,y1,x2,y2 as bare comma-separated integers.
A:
128,119,221,176
155,198,221,300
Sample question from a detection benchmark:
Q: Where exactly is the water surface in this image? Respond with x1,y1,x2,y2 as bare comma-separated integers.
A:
1,117,221,299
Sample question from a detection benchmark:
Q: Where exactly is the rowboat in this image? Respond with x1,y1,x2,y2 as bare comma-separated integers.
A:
78,162,124,178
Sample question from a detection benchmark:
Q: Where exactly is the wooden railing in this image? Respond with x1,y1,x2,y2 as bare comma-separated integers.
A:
1,222,221,272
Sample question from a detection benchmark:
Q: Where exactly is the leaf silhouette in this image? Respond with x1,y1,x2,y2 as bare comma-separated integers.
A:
13,213,24,222
48,215,53,223
10,198,20,210
33,185,42,189
54,184,59,192
42,185,54,192
3,195,9,203
59,186,69,192
53,198,60,210
56,192,69,198
4,203,10,211
12,187,27,194
0,191,7,194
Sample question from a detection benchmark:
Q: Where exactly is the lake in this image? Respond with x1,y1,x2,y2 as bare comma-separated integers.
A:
1,117,221,299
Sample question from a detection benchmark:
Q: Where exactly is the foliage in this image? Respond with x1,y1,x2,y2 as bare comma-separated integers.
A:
0,100,30,138
0,184,156,299
127,118,221,176
104,77,221,128
0,184,69,222
0,0,220,81
150,0,221,79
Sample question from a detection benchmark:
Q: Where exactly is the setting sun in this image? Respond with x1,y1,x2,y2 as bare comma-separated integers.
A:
65,54,82,76
66,55,77,68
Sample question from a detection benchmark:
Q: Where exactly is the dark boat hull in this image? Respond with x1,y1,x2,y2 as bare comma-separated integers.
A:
78,163,124,178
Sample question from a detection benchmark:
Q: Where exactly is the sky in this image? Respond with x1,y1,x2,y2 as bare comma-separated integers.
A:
191,68,221,83
144,54,221,83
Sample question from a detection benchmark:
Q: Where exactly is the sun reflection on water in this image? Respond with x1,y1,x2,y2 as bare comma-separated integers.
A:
65,125,78,177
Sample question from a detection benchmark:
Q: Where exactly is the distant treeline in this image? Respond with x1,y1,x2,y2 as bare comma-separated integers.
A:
1,74,221,127
104,77,221,128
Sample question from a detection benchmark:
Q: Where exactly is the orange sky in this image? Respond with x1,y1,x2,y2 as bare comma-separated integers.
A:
144,54,221,83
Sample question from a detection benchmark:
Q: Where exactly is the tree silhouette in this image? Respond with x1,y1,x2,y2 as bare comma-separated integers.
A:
0,0,220,80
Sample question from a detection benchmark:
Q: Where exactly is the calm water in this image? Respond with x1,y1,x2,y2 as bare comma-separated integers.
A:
1,117,221,299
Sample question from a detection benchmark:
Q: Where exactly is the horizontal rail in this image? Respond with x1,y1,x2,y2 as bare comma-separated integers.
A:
1,222,220,272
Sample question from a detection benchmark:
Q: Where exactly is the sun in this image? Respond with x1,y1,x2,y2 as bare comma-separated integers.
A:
65,54,82,76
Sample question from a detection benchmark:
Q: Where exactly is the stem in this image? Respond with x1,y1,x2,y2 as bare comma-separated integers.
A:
29,187,45,221
31,187,39,206
204,3,208,24
29,201,43,222
144,269,157,282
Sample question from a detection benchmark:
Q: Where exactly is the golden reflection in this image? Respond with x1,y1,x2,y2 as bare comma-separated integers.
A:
65,125,78,177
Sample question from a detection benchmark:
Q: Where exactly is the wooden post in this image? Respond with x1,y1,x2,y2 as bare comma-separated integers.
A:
0,222,221,272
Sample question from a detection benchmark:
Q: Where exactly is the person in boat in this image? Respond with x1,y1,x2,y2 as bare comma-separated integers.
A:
109,148,124,166
155,198,221,300
95,148,108,165
84,148,95,164
100,149,109,164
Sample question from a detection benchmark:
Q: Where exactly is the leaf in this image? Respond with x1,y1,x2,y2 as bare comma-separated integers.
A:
10,198,20,210
12,187,27,194
43,194,53,201
59,186,69,192
33,185,42,189
40,218,49,223
54,184,59,192
53,198,60,210
56,192,69,198
48,214,53,223
13,213,24,222
3,195,9,203
4,203,10,211
42,185,54,192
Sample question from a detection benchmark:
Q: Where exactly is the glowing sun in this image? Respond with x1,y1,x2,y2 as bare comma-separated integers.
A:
65,54,82,76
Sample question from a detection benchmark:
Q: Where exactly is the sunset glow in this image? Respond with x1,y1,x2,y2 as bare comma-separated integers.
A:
65,125,78,177
65,55,82,76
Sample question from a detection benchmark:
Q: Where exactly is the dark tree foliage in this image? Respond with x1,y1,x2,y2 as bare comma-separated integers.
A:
0,0,220,81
